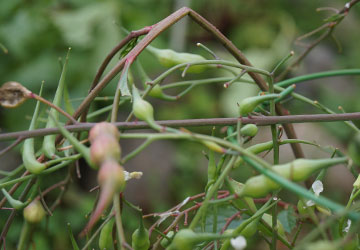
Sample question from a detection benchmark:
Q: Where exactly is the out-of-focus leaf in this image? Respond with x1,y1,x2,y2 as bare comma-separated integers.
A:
277,206,297,233
52,2,117,48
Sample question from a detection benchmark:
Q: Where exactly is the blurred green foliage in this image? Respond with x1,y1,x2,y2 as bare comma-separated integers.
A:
1,0,360,249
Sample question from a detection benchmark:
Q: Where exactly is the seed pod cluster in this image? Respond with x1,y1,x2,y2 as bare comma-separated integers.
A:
81,122,125,236
239,158,347,198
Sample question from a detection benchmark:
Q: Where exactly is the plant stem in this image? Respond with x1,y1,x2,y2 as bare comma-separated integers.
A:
113,194,126,250
268,76,279,164
3,112,360,142
276,69,360,88
189,157,236,229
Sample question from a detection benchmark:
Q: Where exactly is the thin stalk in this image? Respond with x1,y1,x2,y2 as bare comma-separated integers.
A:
30,93,77,124
2,112,360,141
269,75,279,164
276,69,360,88
114,194,126,250
81,213,114,250
189,157,236,229
0,158,79,189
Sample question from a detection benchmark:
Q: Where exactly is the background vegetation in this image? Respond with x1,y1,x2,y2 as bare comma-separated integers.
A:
1,0,360,249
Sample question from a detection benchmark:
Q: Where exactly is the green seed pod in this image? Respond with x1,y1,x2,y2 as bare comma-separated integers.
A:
297,199,314,217
260,213,286,239
1,188,26,210
201,140,225,153
304,240,339,250
132,215,150,250
147,46,207,73
89,122,120,143
22,84,46,174
99,217,115,250
240,217,260,238
226,178,257,212
239,94,280,116
166,229,198,250
240,124,258,137
23,200,46,224
42,49,70,159
234,141,274,168
90,135,121,166
132,85,154,123
160,231,174,248
241,158,347,198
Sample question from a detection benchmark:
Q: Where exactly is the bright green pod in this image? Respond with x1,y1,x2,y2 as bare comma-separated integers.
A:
240,157,347,198
234,141,273,168
240,124,258,137
132,215,150,250
239,94,280,116
147,46,207,73
160,231,174,248
1,188,26,210
166,229,198,250
99,217,115,250
42,48,71,159
259,213,286,239
22,83,46,174
132,85,155,124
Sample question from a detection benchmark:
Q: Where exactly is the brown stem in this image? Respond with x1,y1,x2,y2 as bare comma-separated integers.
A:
0,136,24,158
80,27,152,123
2,112,360,141
0,178,36,248
30,93,78,124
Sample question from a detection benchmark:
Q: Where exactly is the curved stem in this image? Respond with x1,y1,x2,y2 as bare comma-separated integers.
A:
276,69,360,88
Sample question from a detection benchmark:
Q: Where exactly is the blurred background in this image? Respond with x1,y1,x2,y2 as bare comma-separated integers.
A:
1,0,360,249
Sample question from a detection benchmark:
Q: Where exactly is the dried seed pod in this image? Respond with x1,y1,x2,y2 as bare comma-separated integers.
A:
0,81,31,108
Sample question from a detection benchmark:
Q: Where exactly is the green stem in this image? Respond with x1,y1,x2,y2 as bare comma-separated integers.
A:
17,221,32,250
276,69,360,88
268,76,279,164
189,157,236,229
113,194,126,250
121,138,154,164
81,213,114,250
0,158,79,189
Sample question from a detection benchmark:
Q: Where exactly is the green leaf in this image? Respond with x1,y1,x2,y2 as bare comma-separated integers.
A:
277,206,297,233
